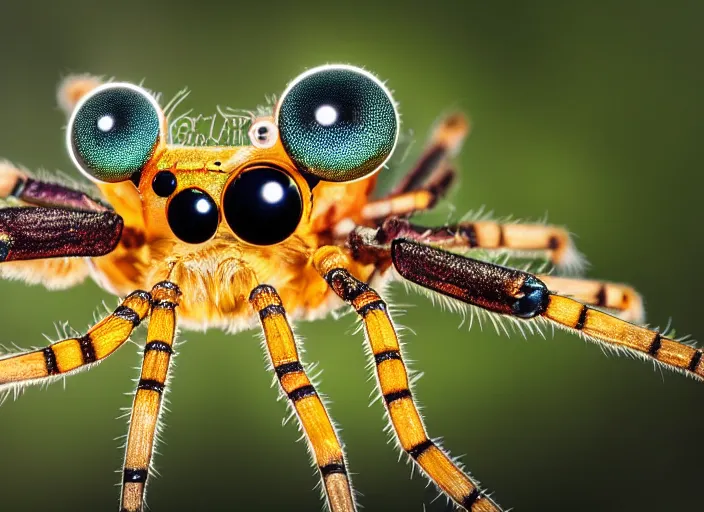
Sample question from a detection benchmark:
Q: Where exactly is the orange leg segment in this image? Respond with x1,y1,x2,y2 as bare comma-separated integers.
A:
314,246,502,512
543,294,703,378
0,289,151,388
389,113,469,195
538,275,645,323
249,285,357,512
362,189,439,221
121,282,181,512
348,218,581,273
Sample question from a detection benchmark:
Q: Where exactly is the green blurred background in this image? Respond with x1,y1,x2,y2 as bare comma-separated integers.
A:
0,1,702,511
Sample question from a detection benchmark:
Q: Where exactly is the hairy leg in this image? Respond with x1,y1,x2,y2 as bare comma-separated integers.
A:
391,239,702,380
314,246,502,512
349,218,582,275
250,284,357,512
537,275,644,323
121,282,180,512
389,113,468,195
0,289,150,391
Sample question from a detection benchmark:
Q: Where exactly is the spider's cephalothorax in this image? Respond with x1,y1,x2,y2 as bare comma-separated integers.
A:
0,64,700,512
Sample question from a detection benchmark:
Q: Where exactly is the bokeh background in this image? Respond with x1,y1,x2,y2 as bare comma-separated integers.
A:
0,1,702,511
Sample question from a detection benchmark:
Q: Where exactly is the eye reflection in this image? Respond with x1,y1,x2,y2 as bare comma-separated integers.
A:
261,181,285,204
195,197,213,214
97,115,115,132
315,105,338,126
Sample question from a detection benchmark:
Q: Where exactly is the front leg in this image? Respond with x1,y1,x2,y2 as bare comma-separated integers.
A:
249,284,357,512
313,246,502,512
0,161,130,289
121,281,181,512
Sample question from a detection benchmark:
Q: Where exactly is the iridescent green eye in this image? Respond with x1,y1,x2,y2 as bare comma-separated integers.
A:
68,83,162,183
277,65,398,182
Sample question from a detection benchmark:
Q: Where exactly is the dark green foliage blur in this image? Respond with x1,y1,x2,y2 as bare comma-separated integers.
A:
0,1,702,511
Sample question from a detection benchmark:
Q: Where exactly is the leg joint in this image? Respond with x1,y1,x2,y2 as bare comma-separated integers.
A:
287,384,317,402
320,462,347,477
407,439,434,459
383,389,412,405
144,341,173,354
123,468,148,484
138,378,165,394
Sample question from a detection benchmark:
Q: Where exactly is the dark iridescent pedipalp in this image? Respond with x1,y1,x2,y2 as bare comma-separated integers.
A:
0,206,123,262
391,238,549,318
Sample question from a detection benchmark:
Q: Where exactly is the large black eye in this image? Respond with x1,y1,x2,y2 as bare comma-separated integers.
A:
223,166,303,245
277,65,398,182
167,188,219,244
68,83,161,183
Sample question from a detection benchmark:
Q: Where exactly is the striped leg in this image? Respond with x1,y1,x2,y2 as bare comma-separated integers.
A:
121,282,181,512
360,113,468,223
249,285,357,512
537,275,645,323
0,289,150,390
313,246,502,512
392,239,704,380
349,218,582,273
389,113,469,195
361,189,443,221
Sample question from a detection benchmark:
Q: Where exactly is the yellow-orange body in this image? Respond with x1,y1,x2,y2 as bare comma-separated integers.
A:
90,146,378,332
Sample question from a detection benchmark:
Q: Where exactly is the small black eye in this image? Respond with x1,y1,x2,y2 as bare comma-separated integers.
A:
68,84,161,183
277,65,398,182
152,171,177,197
167,188,219,244
223,166,303,245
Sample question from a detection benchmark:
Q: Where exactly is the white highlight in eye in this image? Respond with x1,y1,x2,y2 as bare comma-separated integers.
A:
97,115,115,132
261,181,284,204
315,105,338,126
195,197,212,214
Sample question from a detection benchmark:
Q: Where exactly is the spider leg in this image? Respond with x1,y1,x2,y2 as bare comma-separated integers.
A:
392,239,703,379
313,246,503,512
389,113,469,195
1,161,107,211
349,218,581,275
537,275,644,323
357,113,468,224
0,289,150,390
249,285,357,512
361,175,454,222
121,281,181,512
1,162,122,263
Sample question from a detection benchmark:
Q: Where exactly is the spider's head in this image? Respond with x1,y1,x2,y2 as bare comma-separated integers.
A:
64,65,399,248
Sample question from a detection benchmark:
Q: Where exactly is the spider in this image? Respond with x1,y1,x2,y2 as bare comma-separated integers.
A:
0,64,699,512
